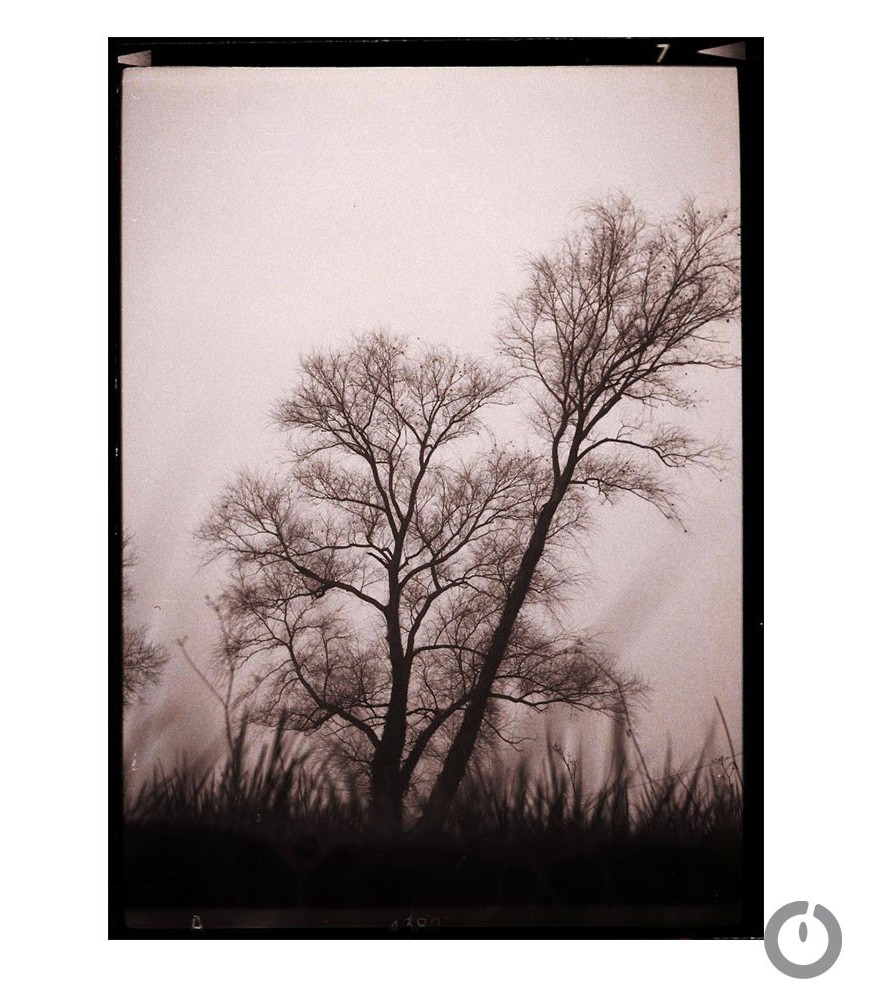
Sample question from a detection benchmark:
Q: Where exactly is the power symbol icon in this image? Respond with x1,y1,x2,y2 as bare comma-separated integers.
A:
764,902,842,978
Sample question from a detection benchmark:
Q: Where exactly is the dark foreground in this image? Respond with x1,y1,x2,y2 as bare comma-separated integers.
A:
120,736,744,930
122,820,741,930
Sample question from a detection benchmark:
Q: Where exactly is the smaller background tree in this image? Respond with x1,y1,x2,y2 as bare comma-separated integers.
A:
122,535,168,709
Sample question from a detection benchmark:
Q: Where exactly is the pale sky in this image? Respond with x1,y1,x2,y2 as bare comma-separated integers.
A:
121,65,742,777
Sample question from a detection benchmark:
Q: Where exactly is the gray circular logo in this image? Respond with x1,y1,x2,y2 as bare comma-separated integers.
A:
764,901,842,978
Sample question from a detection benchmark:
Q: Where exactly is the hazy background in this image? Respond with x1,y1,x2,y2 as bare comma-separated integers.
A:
121,65,742,778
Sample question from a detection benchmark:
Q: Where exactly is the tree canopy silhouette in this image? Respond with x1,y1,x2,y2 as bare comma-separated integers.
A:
199,194,740,829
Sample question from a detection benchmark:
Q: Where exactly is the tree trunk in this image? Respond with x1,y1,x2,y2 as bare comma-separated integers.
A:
370,753,404,832
370,602,411,832
421,485,567,831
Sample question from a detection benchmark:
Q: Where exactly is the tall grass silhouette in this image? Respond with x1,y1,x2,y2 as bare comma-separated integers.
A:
123,706,742,921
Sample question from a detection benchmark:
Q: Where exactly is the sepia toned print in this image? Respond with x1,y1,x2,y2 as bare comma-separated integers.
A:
120,64,745,930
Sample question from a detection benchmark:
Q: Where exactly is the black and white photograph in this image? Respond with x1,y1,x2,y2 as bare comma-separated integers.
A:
113,41,759,934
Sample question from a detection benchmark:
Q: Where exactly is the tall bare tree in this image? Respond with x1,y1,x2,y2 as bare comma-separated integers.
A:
420,194,740,826
200,195,739,829
199,330,635,829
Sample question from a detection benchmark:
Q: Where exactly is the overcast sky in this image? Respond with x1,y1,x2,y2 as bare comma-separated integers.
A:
121,65,742,776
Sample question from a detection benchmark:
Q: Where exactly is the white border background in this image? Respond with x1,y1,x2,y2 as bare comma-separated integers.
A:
5,13,889,998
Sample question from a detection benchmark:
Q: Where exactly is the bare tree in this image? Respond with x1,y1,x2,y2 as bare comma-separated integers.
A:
200,195,739,829
199,330,636,829
122,536,168,709
176,601,253,762
420,194,740,827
